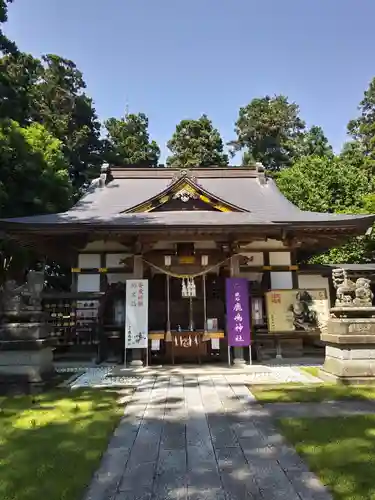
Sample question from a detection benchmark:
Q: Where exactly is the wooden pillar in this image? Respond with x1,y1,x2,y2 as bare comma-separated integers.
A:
166,274,171,335
203,274,207,332
100,252,107,292
291,250,299,289
263,251,271,290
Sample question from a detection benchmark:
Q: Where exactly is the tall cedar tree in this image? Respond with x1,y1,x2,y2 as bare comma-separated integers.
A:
347,77,375,178
0,53,41,124
231,95,305,170
0,0,17,54
0,120,72,281
32,55,102,192
104,113,160,167
166,115,228,168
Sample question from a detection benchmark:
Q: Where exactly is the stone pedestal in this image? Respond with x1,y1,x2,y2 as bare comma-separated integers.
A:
130,349,143,367
320,308,375,383
233,346,246,366
0,314,55,387
0,344,54,383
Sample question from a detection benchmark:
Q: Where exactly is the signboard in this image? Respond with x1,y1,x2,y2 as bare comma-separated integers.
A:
265,288,329,333
226,278,251,347
179,256,195,264
125,279,149,349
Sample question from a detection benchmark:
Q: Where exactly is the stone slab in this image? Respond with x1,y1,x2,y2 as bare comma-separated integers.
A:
321,334,375,344
0,347,54,383
325,345,375,360
323,356,375,377
0,348,53,366
327,318,375,336
319,368,375,385
0,338,55,350
0,322,50,341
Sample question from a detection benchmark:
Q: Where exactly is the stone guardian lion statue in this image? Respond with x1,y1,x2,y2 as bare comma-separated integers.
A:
332,268,355,306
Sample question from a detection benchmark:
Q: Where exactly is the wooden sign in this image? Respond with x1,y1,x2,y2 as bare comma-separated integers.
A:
178,256,195,264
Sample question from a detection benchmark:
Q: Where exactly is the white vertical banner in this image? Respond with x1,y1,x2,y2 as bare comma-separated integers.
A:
125,279,149,349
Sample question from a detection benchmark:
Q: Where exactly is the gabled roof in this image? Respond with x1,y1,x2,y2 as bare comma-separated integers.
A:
67,164,308,219
1,165,375,233
124,175,246,213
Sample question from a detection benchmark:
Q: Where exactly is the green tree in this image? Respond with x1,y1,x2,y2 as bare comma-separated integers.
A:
0,120,72,217
104,113,160,167
295,125,333,158
0,53,101,192
276,155,373,263
0,0,17,54
276,155,369,214
0,52,41,124
32,55,102,191
340,140,365,170
347,77,375,177
0,120,73,282
166,115,228,168
231,95,305,171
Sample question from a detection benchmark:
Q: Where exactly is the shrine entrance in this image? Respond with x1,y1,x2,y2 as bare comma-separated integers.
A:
148,272,227,364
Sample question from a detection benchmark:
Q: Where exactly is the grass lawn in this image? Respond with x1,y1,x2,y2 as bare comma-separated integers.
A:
300,366,322,378
249,384,375,403
279,415,375,500
0,388,123,500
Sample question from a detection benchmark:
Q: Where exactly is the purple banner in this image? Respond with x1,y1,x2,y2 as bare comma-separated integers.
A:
226,278,251,347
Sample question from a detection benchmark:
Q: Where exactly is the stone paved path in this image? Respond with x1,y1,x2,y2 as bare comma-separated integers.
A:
60,364,321,389
84,375,332,500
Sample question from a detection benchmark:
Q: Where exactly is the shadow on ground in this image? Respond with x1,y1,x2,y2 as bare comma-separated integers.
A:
0,388,124,500
4,377,370,500
83,377,334,500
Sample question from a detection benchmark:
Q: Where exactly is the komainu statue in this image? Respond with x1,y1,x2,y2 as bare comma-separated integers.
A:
332,268,356,306
1,269,44,314
353,277,374,307
0,280,28,313
332,268,374,307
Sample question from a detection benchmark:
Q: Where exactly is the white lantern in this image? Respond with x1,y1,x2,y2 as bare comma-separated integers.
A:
191,278,196,297
181,279,187,297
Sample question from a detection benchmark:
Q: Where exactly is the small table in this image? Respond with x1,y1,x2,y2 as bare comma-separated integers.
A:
171,331,204,364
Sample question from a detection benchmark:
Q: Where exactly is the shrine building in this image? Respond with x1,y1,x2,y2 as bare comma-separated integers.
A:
1,163,375,365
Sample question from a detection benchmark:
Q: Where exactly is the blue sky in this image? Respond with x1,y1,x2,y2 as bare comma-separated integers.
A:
4,0,375,162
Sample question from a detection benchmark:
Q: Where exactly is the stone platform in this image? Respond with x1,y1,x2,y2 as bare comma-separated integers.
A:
0,320,55,385
321,312,375,383
0,344,54,383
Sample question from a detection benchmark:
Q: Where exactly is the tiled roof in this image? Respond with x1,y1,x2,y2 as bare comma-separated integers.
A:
1,166,375,230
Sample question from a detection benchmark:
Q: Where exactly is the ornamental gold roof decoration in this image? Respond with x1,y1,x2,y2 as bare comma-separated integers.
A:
172,185,198,202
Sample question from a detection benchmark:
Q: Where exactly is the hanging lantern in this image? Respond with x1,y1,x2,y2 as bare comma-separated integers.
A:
181,278,187,297
182,277,197,298
191,278,196,297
